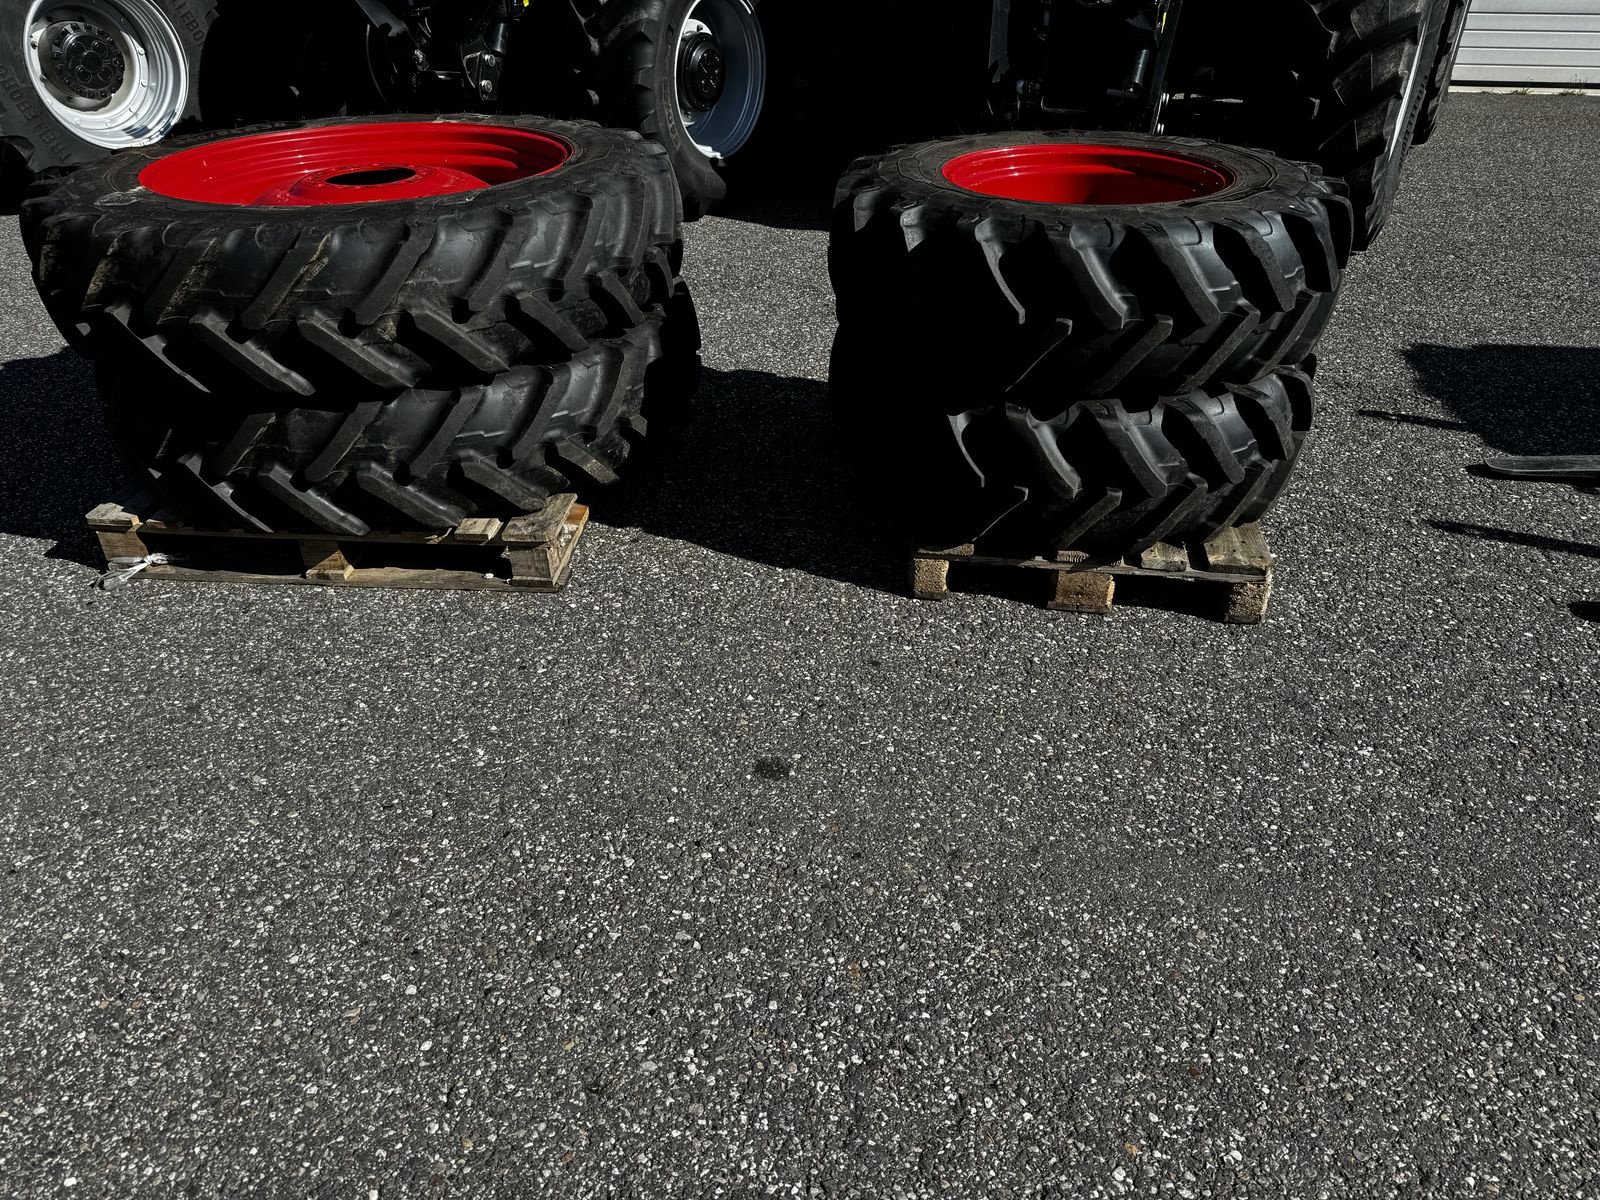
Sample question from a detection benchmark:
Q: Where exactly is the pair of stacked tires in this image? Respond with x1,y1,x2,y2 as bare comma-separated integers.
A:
828,132,1354,558
22,116,701,535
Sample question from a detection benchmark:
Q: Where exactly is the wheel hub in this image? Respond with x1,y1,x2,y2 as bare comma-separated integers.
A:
39,20,127,105
679,31,726,113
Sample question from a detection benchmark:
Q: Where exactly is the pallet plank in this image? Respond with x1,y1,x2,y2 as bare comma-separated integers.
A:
502,494,577,546
140,564,522,591
455,517,503,544
96,530,150,561
1198,524,1271,577
86,502,139,533
1136,542,1190,573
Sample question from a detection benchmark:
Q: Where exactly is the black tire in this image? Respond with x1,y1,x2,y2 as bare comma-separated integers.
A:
1414,0,1471,146
98,300,701,535
1169,0,1447,250
577,0,768,218
0,0,216,195
830,131,1350,405
831,317,1316,554
22,114,700,533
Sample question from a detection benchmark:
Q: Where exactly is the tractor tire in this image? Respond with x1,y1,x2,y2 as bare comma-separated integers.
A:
1169,0,1448,250
832,318,1316,554
830,132,1351,405
22,114,700,534
0,0,216,201
1414,0,1471,145
576,0,769,218
96,306,700,536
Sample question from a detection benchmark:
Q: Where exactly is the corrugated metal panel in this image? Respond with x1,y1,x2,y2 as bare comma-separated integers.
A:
1454,0,1600,84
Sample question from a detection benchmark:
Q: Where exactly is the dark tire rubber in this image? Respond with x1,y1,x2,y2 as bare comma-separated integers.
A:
22,113,700,534
97,298,701,536
575,0,765,219
0,0,217,194
832,318,1316,555
1170,0,1447,250
830,131,1351,405
1414,0,1470,145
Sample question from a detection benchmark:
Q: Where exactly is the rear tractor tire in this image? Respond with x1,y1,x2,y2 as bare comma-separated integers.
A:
1168,0,1448,250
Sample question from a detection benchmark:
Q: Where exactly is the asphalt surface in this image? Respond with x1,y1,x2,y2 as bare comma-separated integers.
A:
2,95,1598,1198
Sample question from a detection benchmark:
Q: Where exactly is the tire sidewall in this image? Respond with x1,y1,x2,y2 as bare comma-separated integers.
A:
0,0,214,173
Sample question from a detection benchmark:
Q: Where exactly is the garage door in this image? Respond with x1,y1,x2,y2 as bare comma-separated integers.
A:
1454,0,1600,85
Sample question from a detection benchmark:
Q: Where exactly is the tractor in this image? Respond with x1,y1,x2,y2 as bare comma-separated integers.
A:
4,0,1470,240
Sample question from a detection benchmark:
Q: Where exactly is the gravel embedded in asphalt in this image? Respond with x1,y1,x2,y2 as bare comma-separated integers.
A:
0,95,1597,1197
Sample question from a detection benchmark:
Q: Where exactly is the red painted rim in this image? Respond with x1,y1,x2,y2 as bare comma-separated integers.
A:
942,144,1233,205
139,122,573,207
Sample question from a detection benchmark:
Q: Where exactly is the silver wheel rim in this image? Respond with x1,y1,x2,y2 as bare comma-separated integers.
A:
675,0,766,160
25,0,189,150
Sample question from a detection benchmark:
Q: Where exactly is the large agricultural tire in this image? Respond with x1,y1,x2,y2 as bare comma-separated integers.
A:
1169,0,1448,250
97,306,700,535
22,114,700,534
830,132,1351,406
0,0,216,199
1413,0,1471,146
833,318,1316,554
575,0,769,218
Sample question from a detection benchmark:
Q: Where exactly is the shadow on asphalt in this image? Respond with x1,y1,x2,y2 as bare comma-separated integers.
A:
0,351,1356,621
1431,517,1600,624
604,368,1255,622
1402,343,1600,455
600,367,907,594
1,353,907,589
1353,409,1472,433
1400,345,1600,621
1429,519,1600,563
0,348,113,568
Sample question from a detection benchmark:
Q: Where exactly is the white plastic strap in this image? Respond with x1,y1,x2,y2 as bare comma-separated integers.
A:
99,552,182,591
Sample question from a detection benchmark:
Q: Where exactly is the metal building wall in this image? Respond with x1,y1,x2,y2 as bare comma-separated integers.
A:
1454,0,1600,85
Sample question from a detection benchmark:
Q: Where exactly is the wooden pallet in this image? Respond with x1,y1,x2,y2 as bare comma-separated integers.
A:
85,491,589,593
910,523,1275,624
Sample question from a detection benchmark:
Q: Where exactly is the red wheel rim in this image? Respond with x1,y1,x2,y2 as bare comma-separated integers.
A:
139,122,573,207
942,144,1232,205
